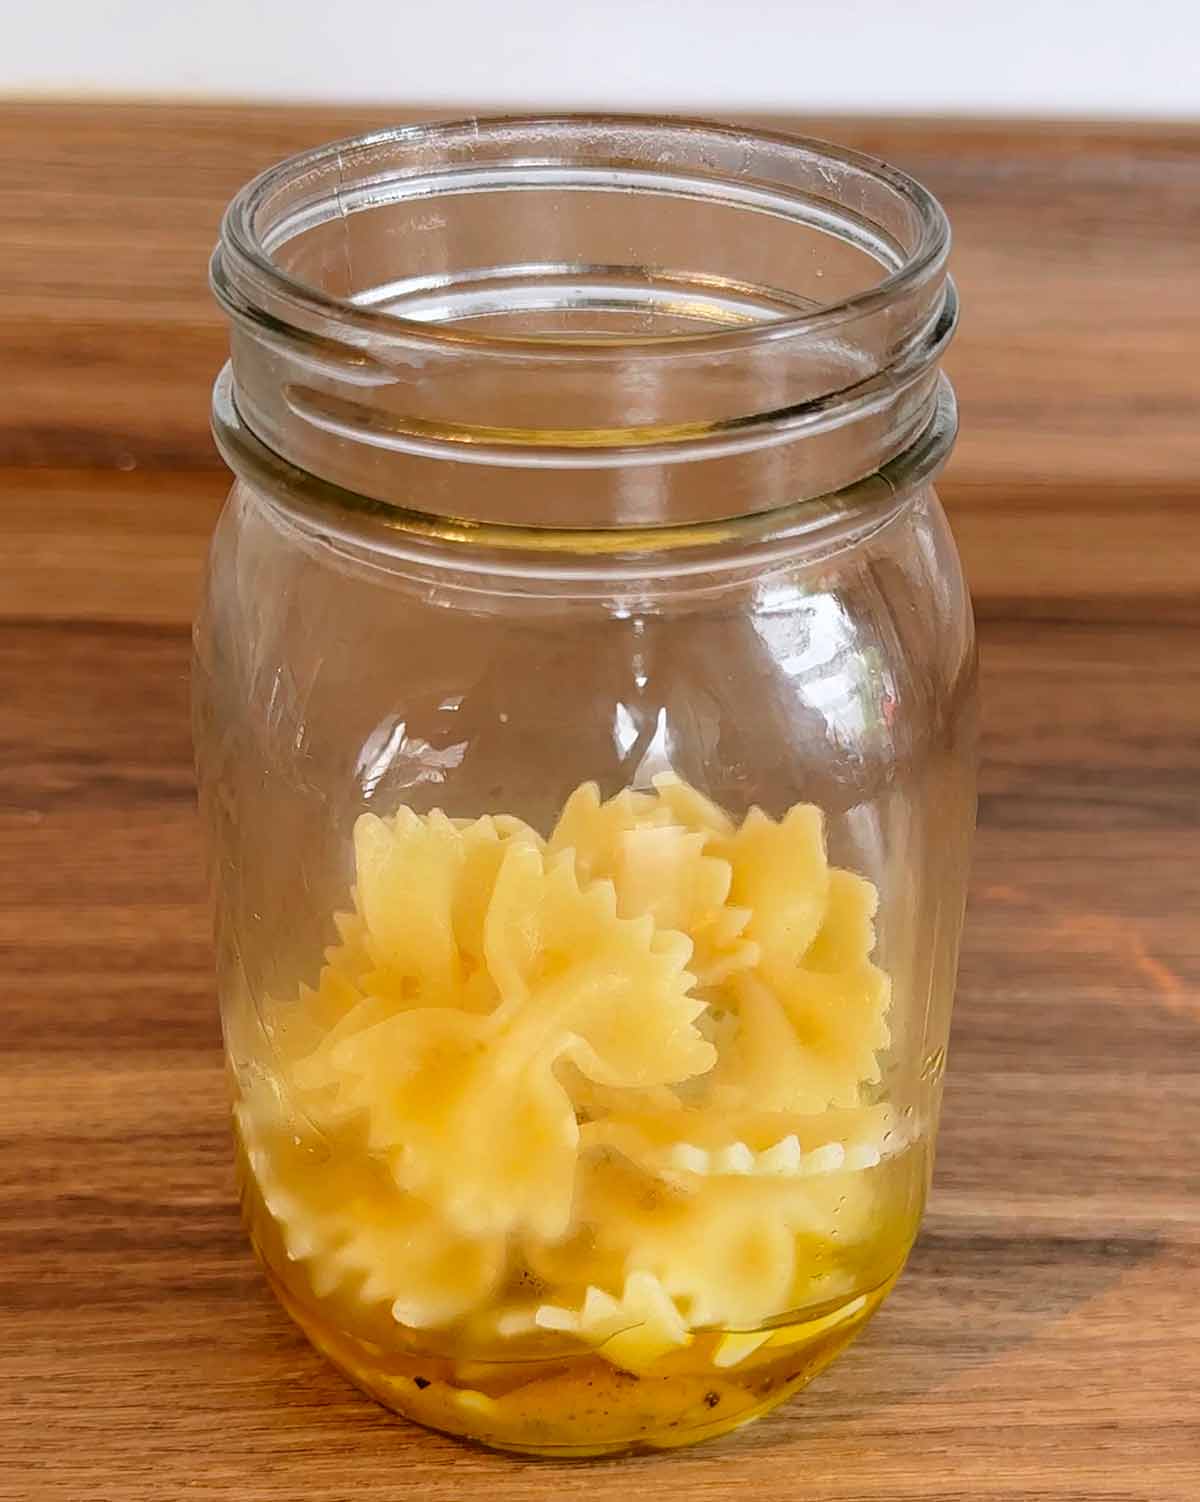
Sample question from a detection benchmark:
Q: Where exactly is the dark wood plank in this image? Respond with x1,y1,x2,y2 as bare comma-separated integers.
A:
5,470,1200,631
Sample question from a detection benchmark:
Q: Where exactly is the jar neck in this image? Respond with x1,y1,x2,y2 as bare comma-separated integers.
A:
212,115,956,532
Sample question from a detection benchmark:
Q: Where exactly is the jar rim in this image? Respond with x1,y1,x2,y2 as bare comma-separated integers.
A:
216,112,951,360
212,364,957,571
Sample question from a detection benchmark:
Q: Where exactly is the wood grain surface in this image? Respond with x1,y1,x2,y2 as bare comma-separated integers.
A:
2,102,1198,1501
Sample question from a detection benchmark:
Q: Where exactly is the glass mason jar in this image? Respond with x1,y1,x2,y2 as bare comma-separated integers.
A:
195,116,975,1457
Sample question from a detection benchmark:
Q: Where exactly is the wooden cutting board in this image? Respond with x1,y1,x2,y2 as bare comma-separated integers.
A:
1,102,1198,1501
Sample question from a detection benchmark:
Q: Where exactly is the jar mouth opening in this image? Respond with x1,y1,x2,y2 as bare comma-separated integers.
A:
212,114,956,529
216,112,950,358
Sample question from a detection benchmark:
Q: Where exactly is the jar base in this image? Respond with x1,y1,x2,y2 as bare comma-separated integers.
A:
262,1259,898,1457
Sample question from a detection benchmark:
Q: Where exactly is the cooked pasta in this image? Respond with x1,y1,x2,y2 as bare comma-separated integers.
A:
234,774,898,1368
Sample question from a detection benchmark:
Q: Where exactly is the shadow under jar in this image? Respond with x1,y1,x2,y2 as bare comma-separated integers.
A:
195,115,976,1457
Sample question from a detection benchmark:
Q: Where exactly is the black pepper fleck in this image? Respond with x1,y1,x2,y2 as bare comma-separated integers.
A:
704,1392,721,1408
413,1376,431,1389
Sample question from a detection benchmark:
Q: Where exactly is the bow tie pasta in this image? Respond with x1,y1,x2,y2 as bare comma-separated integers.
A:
233,774,918,1433
307,834,713,1241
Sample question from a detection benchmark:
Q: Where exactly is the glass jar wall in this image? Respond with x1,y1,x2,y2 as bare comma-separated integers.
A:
195,117,976,1456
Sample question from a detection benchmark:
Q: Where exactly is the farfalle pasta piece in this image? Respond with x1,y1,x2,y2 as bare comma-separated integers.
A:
707,972,824,1112
236,1091,506,1328
767,867,890,1101
527,1153,870,1331
354,807,464,1004
325,905,374,986
256,812,545,1087
548,781,757,986
581,1101,902,1183
650,771,736,839
547,783,667,881
244,906,375,1074
627,1179,800,1329
534,1271,693,1373
555,1061,683,1125
311,840,714,1241
481,842,711,1096
354,808,540,1010
610,825,758,986
710,870,890,1111
717,803,830,966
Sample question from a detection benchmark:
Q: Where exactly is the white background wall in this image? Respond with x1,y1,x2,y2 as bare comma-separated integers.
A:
7,0,1200,117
